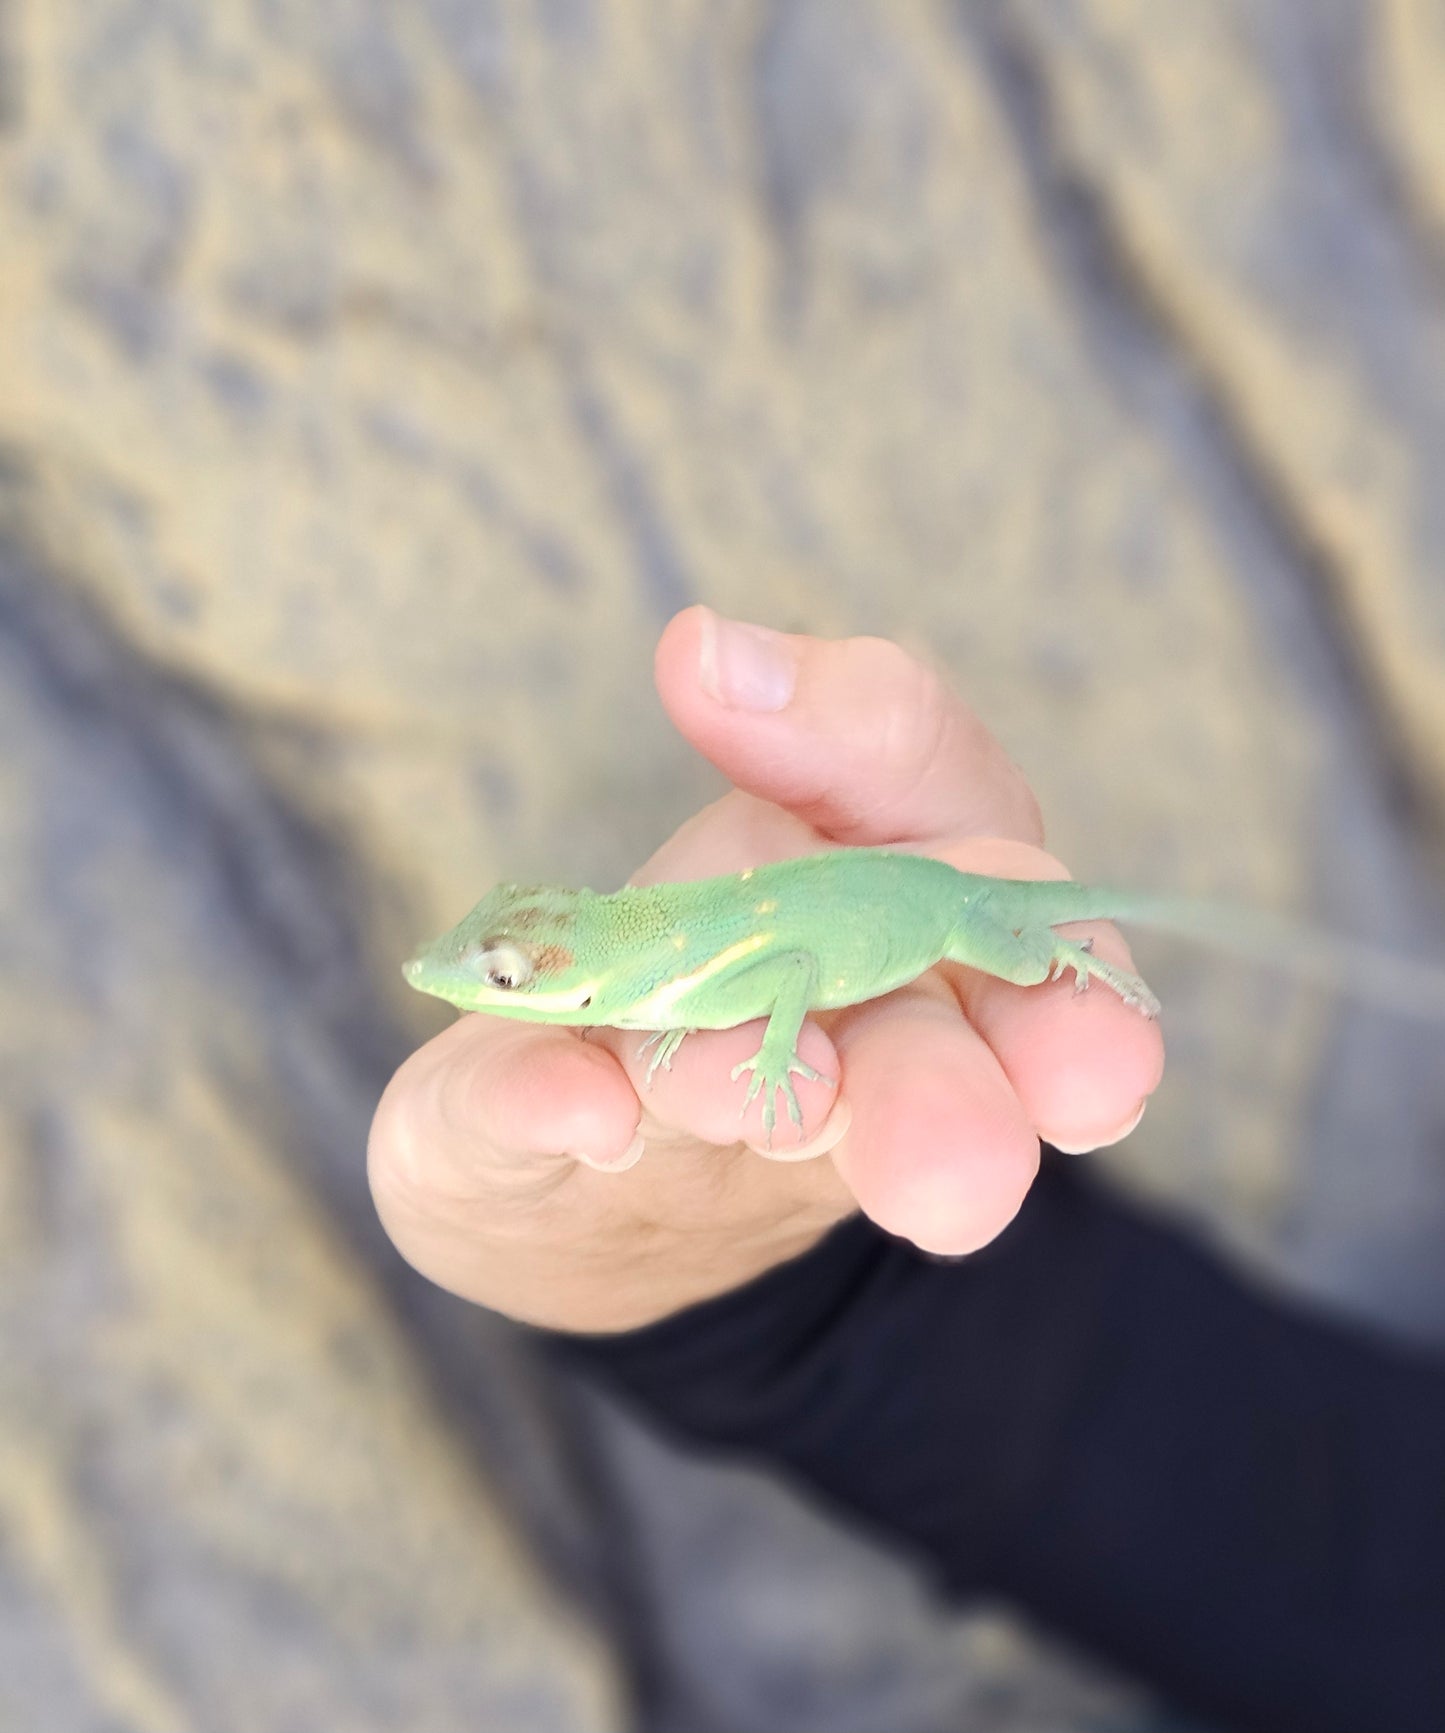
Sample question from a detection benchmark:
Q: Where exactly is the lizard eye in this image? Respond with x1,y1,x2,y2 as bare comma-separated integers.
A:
471,940,534,991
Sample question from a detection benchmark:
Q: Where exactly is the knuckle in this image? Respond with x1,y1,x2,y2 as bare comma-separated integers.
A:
849,637,953,781
846,634,1044,844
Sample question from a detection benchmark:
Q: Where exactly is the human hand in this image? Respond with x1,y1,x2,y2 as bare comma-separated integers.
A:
368,608,1163,1331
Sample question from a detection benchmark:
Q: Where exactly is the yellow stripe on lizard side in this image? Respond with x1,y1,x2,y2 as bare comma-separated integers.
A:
629,933,771,1024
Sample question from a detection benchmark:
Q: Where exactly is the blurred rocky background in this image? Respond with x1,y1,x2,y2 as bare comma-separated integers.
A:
3,2,1445,1728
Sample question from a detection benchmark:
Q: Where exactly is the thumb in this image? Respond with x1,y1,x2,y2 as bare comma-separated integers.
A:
653,607,1044,848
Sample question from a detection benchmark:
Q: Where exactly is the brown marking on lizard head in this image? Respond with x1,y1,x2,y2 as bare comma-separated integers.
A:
507,904,575,932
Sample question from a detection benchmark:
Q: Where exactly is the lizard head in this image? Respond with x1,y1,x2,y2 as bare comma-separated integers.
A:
402,883,604,1019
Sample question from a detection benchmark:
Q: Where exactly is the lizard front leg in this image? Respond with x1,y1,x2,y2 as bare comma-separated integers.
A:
636,1026,694,1089
721,951,834,1146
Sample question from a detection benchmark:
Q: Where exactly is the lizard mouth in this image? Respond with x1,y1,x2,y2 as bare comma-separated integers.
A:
400,952,598,1015
511,982,598,1013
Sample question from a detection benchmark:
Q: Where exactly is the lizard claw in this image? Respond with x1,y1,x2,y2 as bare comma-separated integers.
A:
638,1028,693,1090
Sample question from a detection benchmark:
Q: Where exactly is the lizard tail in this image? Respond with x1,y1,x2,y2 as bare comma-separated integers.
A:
988,878,1445,1023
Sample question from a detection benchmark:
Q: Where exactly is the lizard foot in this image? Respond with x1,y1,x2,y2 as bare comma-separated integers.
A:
1049,937,1161,1018
637,1027,693,1090
730,1044,835,1148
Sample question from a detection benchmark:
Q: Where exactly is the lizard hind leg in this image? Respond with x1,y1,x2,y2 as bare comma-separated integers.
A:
945,916,1161,1018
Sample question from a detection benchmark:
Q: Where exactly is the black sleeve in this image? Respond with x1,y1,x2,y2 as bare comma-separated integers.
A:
548,1153,1445,1733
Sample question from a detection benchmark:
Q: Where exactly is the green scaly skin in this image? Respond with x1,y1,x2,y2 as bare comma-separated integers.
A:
402,849,1172,1144
403,847,1445,1145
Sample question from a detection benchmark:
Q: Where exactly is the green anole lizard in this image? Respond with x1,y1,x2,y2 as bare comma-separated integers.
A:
403,848,1445,1143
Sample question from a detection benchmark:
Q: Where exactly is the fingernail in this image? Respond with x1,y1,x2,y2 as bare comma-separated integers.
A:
573,1130,646,1173
753,1097,852,1163
1049,1096,1148,1156
698,609,797,712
